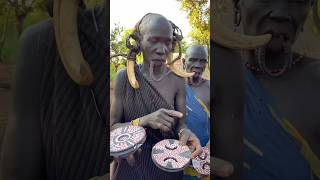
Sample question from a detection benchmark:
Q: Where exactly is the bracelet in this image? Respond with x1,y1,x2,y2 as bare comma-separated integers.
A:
131,118,140,126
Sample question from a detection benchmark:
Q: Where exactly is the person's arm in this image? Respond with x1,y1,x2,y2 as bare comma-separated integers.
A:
212,42,244,180
174,77,202,158
0,21,53,179
174,76,187,133
110,69,183,166
110,70,127,130
110,69,183,132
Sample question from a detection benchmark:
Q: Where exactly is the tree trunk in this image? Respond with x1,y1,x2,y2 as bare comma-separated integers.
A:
16,14,25,35
0,8,10,62
313,0,320,31
114,63,119,73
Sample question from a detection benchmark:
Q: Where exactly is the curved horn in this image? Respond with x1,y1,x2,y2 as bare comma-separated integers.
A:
211,3,272,50
53,0,94,85
313,0,320,31
127,59,139,89
167,53,194,78
125,34,140,89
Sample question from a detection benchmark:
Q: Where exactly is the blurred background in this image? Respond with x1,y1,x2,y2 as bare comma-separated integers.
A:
0,0,103,155
214,0,320,57
2,0,318,159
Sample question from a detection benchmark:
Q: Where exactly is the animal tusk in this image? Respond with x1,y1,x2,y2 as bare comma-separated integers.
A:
167,53,194,78
53,0,94,85
211,2,271,50
127,59,139,89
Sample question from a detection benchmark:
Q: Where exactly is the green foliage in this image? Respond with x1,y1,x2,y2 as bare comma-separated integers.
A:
176,0,210,47
177,39,189,54
0,0,102,64
86,0,104,8
110,24,135,80
313,0,320,35
0,1,14,63
0,0,48,63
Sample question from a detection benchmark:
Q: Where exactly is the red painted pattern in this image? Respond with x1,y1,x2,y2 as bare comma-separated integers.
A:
110,125,146,153
192,146,210,175
152,139,191,171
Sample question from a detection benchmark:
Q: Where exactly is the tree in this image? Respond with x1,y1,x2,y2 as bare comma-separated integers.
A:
0,1,12,62
313,0,320,34
176,0,210,47
110,23,130,74
86,0,104,8
6,0,37,35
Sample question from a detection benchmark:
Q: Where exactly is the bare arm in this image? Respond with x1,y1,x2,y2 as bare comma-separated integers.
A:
174,76,202,158
110,69,128,130
0,21,53,179
212,42,244,180
174,76,187,134
110,69,183,132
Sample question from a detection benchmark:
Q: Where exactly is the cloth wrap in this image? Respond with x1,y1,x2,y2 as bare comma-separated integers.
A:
39,6,108,180
244,70,320,180
113,65,183,180
185,85,209,147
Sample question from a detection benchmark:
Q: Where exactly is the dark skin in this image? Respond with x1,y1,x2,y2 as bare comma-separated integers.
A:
0,20,51,180
183,45,234,178
1,4,107,180
213,0,319,179
237,0,320,158
212,42,244,180
184,45,210,108
110,14,202,167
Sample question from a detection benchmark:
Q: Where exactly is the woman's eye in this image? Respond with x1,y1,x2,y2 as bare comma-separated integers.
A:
149,38,157,43
200,59,208,63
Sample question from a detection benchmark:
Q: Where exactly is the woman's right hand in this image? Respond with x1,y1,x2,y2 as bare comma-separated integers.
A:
212,156,234,178
139,108,183,132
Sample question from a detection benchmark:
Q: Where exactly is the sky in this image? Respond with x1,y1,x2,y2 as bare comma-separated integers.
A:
110,0,192,42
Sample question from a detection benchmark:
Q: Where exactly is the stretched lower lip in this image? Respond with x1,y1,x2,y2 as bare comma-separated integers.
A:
192,70,202,74
152,59,165,62
269,33,289,41
192,68,203,72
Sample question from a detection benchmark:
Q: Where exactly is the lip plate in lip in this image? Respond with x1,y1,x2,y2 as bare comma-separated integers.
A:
266,31,289,41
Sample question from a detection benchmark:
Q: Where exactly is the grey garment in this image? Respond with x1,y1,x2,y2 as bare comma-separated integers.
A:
18,6,108,180
114,68,182,180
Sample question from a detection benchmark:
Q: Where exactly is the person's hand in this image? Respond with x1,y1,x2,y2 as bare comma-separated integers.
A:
212,156,234,178
198,141,211,180
178,128,202,159
197,156,234,180
205,140,210,149
140,108,183,132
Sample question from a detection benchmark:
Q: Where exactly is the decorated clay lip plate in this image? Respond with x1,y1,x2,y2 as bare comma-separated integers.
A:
152,139,191,172
192,146,210,175
110,125,146,158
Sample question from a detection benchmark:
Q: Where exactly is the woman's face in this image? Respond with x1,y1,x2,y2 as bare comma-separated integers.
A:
238,0,312,52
